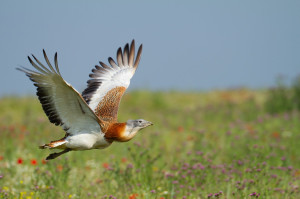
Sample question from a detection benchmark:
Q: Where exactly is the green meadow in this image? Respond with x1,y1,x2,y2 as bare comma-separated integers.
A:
0,90,299,199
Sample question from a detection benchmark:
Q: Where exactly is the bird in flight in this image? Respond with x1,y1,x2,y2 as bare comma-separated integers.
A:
18,40,153,160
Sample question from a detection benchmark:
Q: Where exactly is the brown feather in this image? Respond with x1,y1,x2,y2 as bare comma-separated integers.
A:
94,86,126,123
104,122,126,141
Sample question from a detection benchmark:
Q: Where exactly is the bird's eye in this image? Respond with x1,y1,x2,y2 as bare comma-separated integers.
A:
138,120,142,123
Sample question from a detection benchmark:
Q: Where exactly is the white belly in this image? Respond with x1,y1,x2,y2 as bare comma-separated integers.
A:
65,132,111,150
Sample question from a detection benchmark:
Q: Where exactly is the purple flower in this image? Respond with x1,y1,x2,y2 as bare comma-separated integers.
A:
237,160,243,165
249,192,257,196
249,192,260,197
127,163,133,169
150,190,156,193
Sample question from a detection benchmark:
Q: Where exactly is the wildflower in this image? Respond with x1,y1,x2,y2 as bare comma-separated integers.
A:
150,190,156,193
245,168,252,172
271,132,280,138
31,159,37,165
20,192,26,198
121,157,127,163
152,166,158,171
178,126,184,132
0,156,3,161
57,164,63,171
127,163,133,169
17,158,23,164
42,159,47,164
207,193,213,198
249,192,260,197
102,162,109,169
237,160,243,165
129,193,138,199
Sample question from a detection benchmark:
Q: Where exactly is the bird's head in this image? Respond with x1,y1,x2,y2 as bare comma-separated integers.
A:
120,119,153,142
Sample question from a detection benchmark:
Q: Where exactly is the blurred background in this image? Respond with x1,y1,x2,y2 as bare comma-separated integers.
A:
0,0,299,96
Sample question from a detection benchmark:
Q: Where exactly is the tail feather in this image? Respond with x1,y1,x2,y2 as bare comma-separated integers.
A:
39,138,67,149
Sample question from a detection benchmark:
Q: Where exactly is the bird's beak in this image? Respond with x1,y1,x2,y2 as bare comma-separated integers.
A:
146,121,153,127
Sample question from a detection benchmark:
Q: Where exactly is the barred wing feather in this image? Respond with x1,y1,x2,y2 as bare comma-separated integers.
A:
17,50,101,135
82,40,143,123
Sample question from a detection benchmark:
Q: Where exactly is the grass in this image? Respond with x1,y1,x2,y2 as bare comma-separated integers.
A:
0,89,299,199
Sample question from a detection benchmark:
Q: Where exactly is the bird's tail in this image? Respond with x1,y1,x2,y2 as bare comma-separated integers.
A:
39,138,67,149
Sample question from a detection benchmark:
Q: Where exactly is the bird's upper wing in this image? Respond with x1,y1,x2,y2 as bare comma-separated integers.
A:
17,50,101,135
82,40,143,123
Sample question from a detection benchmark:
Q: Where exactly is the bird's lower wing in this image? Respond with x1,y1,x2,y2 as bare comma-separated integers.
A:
82,40,143,123
18,50,101,135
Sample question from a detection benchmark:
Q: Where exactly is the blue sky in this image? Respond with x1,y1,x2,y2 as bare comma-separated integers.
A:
1,1,300,96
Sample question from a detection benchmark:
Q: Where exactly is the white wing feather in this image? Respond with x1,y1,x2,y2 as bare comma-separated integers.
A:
82,40,143,115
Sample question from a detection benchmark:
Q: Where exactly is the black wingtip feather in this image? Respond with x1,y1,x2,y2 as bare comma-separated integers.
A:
117,47,123,66
133,44,143,69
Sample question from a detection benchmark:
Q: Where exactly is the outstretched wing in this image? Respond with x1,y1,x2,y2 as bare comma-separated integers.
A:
82,40,143,123
17,50,101,135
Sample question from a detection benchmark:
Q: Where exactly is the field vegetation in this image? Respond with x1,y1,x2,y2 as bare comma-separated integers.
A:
0,84,300,198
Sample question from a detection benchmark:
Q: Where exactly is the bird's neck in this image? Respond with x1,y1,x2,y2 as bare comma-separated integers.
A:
104,122,135,142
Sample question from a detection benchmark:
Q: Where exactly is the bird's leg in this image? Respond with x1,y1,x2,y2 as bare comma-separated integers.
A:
46,148,72,160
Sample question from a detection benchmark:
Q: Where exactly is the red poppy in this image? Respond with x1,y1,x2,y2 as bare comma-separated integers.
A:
272,132,280,139
57,165,63,171
129,193,138,199
178,126,184,132
121,157,127,163
102,162,109,169
41,159,47,164
31,159,37,165
20,125,27,133
0,156,3,161
17,158,23,164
